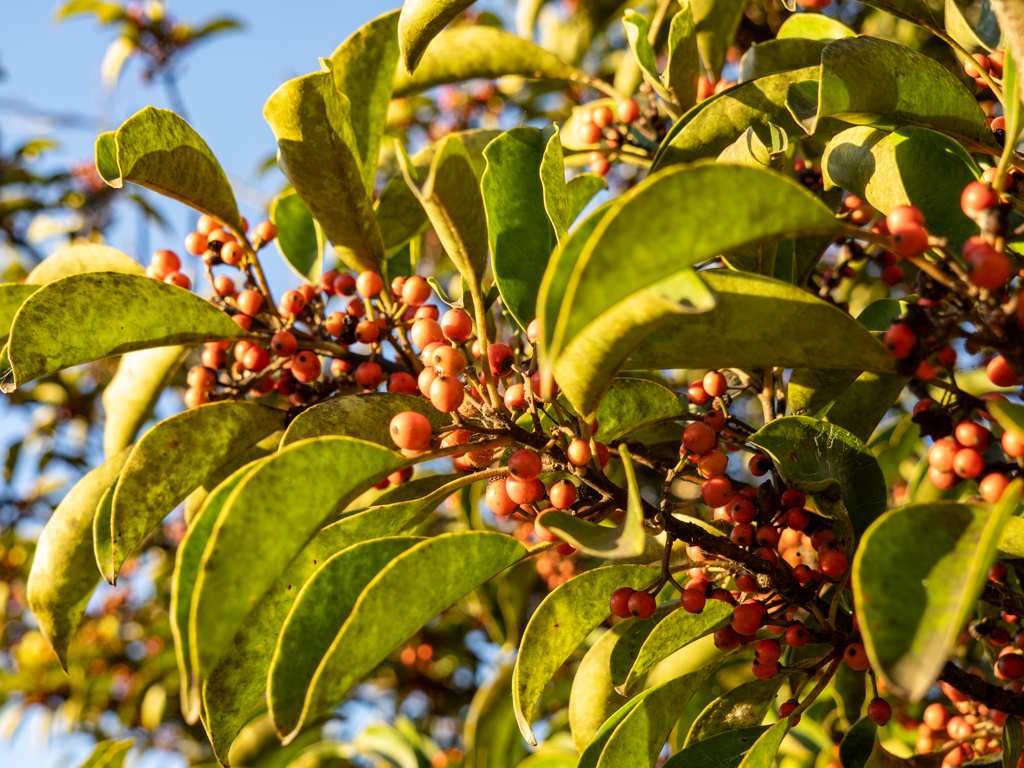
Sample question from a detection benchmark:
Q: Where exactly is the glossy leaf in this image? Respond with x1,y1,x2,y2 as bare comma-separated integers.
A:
1005,717,1023,768
464,663,530,768
263,61,385,274
822,126,978,245
398,134,489,290
102,346,188,458
170,461,263,723
749,416,887,544
587,662,724,768
25,243,144,284
803,37,997,153
391,26,582,98
270,189,324,284
852,482,1022,699
95,106,243,232
201,472,471,761
188,437,406,706
668,726,772,768
92,487,115,585
269,536,425,736
483,126,563,331
398,0,477,72
776,14,855,40
539,450,648,559
540,163,843,398
110,402,286,579
576,697,643,768
684,678,784,746
27,447,131,667
514,564,660,744
565,173,608,225
736,718,789,768
2,273,250,392
664,1,700,111
839,717,879,768
329,10,401,191
280,532,526,740
739,39,828,82
945,0,1001,53
1003,48,1022,155
690,0,746,81
282,392,451,446
0,284,39,344
617,599,733,695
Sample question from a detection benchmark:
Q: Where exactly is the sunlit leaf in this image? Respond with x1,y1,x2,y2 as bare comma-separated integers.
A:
102,346,188,458
776,14,855,40
281,392,451,447
684,678,784,746
690,0,746,81
398,0,478,72
26,244,144,285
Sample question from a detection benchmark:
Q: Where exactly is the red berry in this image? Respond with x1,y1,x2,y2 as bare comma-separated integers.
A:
253,220,277,243
185,232,208,256
727,495,757,524
429,375,465,412
213,275,235,297
923,704,950,731
683,422,717,455
687,381,710,405
242,346,270,372
991,562,1009,583
505,476,542,505
997,654,1024,680
751,660,779,680
680,588,706,614
610,587,635,618
709,589,736,606
291,351,321,382
819,549,848,579
928,438,959,472
714,626,741,651
703,371,728,397
755,525,780,549
237,289,264,317
534,511,562,543
617,99,640,123
389,411,432,450
440,308,473,341
844,643,870,671
779,489,805,509
702,477,732,507
150,249,181,279
982,473,1011,503
964,52,991,78
749,455,772,476
704,410,726,432
509,449,542,481
735,570,759,593
779,699,800,724
184,387,210,408
279,290,306,316
487,344,515,378
579,122,602,145
402,275,432,307
884,323,917,359
988,356,1020,387
955,421,989,450
356,271,383,297
504,384,526,410
886,205,925,232
731,523,755,546
411,318,444,350
333,273,356,296
928,466,958,489
962,181,1000,217
880,265,904,286
1003,429,1024,457
628,591,656,619
868,698,892,726
595,442,610,469
588,152,610,176
952,447,984,479
697,450,728,478
485,479,518,516
592,105,614,128
567,439,592,467
755,639,782,665
355,361,383,389
731,603,763,635
387,371,418,395
964,237,1010,289
549,480,577,509
889,226,929,257
785,623,808,648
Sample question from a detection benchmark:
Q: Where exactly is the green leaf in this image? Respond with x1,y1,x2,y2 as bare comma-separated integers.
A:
92,487,115,585
576,697,644,768
264,62,385,274
26,243,145,284
270,189,324,284
57,0,129,24
465,663,531,768
81,739,133,768
514,564,660,745
822,125,978,245
2,273,250,392
840,717,879,768
201,473,470,762
652,68,840,171
276,532,526,741
945,0,1001,53
540,163,843,400
617,599,733,696
1004,717,1023,768
776,14,855,40
802,37,997,153
690,0,746,81
671,728,772,768
986,399,1024,436
539,449,649,559
110,402,287,579
736,719,789,768
588,663,725,768
27,447,131,668
1003,48,1023,157
102,346,189,458
565,173,607,225
398,0,478,72
622,10,674,105
852,481,1023,699
749,416,887,544
483,126,563,332
391,26,583,98
858,0,939,29
399,133,489,290
188,437,407,711
739,39,828,83
171,460,264,723
281,392,451,447
95,107,243,232
329,10,401,192
376,129,500,256
665,1,701,112
268,536,426,736
569,620,647,754
684,678,784,746
0,284,39,344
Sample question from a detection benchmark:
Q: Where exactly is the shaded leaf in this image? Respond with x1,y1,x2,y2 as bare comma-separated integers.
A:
110,402,287,579
857,0,939,29
749,416,887,544
690,0,746,81
398,0,478,72
391,26,583,98
684,678,784,746
514,564,660,744
665,1,701,111
945,0,1001,53
1005,717,1023,768
852,482,1022,700
736,718,789,768
840,717,879,768
566,173,608,225
26,244,144,284
668,726,772,768
270,189,324,284
102,346,188,458
264,61,384,274
27,447,131,667
2,273,250,392
95,107,243,232
92,487,114,585
739,39,828,83
281,392,451,447
0,284,40,344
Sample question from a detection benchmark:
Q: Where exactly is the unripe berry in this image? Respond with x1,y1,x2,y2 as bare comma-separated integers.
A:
509,449,543,481
387,372,418,395
868,698,892,726
440,308,473,341
550,480,577,509
429,375,465,412
253,220,277,243
402,275,432,306
356,270,383,297
389,411,432,450
610,587,635,618
411,318,444,350
237,289,264,317
487,344,514,378
888,225,929,257
843,643,870,671
355,361,383,389
987,356,1020,387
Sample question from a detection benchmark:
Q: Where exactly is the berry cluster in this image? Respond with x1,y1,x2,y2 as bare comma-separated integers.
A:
576,99,643,177
919,405,1017,500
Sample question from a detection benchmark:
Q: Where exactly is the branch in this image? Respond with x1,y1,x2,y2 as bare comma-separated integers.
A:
982,581,1024,616
939,662,1024,716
